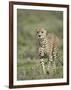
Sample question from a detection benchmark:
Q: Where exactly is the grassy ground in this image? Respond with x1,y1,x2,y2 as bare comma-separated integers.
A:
17,9,63,80
17,56,63,80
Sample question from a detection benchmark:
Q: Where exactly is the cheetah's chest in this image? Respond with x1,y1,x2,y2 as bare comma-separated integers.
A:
39,39,50,54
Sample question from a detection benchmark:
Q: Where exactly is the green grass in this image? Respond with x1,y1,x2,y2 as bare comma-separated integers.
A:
17,57,63,80
17,9,63,80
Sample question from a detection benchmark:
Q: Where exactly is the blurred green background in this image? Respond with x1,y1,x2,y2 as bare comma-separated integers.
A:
17,9,63,80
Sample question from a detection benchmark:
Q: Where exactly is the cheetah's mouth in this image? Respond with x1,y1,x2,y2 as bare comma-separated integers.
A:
38,36,45,40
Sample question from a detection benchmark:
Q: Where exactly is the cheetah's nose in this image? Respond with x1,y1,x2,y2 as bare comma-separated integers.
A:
39,35,41,37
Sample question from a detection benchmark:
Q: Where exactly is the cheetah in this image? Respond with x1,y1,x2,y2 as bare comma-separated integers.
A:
36,27,60,74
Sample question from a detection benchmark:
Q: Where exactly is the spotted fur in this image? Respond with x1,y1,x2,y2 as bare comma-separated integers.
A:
36,28,60,73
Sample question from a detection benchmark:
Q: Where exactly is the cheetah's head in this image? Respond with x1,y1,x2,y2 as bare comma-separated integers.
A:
36,28,47,39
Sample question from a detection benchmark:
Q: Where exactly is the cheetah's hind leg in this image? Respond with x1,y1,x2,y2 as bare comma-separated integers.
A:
52,48,57,72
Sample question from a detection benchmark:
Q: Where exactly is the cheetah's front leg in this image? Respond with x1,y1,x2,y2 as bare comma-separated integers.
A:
47,54,53,75
40,59,46,74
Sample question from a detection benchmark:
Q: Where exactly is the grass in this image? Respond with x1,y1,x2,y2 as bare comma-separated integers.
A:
17,56,63,80
17,9,63,80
